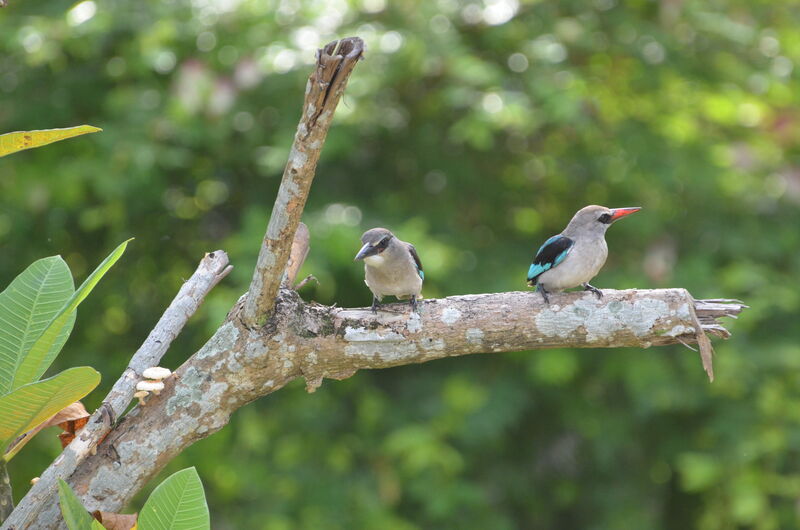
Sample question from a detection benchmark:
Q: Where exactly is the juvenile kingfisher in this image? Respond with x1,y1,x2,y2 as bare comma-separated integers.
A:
355,228,424,313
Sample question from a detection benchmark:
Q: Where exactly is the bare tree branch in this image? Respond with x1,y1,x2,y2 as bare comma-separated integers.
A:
242,37,364,327
5,288,744,528
2,251,231,530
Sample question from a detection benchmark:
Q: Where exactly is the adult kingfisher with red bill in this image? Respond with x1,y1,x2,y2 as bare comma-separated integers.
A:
527,205,641,304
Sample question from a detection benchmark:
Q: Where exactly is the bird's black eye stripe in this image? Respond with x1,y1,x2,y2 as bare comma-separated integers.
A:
598,213,612,224
377,236,391,249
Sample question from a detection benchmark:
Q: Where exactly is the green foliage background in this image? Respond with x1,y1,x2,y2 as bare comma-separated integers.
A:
2,0,800,527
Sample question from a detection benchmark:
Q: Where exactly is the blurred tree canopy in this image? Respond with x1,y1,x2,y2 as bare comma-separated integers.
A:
2,0,800,528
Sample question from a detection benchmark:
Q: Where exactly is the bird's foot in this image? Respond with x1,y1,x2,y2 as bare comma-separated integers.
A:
538,285,550,305
582,283,603,299
371,297,381,314
410,295,418,313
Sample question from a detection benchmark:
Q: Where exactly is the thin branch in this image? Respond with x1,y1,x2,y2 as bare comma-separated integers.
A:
5,288,744,528
293,274,318,291
242,37,364,327
2,251,231,530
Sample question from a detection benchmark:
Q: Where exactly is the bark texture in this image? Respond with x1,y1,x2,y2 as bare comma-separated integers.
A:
3,288,744,529
242,38,364,326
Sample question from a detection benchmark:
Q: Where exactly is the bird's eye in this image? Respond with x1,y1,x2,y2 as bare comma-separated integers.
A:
598,213,612,224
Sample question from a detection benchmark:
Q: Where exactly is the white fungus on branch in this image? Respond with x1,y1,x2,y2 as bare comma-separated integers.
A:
141,367,171,380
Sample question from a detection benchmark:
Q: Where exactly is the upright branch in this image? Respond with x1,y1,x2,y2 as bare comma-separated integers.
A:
242,37,364,327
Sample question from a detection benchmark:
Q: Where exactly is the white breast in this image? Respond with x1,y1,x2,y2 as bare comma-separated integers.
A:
537,238,608,291
363,254,386,267
364,260,422,300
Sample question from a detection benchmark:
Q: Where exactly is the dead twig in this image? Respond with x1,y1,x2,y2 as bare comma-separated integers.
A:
242,37,364,327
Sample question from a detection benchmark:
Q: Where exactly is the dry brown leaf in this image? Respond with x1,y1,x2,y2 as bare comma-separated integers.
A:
57,403,90,427
58,431,76,448
688,305,715,382
5,402,90,455
53,402,90,448
696,330,715,382
47,401,90,429
92,510,138,530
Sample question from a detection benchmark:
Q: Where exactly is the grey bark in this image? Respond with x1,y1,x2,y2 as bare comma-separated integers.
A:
242,38,364,326
2,287,744,529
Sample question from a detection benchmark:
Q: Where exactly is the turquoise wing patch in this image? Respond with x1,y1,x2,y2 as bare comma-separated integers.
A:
527,235,574,283
527,261,551,280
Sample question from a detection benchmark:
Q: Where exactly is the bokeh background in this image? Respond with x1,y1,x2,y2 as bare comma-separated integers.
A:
2,0,800,528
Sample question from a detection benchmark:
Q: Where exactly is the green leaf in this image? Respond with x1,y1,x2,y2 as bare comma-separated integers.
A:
0,367,100,459
58,478,96,530
0,125,102,158
138,468,209,530
13,240,130,389
0,256,75,395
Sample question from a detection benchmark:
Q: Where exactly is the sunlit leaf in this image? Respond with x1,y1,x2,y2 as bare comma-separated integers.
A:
1,367,100,460
138,468,209,530
14,240,130,389
0,125,102,157
0,256,75,395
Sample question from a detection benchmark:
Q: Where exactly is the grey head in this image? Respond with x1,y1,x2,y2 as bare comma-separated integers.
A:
354,227,395,260
562,205,641,238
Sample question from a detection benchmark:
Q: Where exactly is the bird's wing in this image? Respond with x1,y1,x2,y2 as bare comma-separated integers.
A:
527,234,574,284
406,243,424,280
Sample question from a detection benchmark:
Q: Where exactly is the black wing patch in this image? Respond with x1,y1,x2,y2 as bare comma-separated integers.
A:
407,243,424,280
527,235,574,284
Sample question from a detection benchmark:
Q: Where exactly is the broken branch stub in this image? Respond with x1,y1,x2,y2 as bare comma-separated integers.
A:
242,37,365,327
283,222,310,288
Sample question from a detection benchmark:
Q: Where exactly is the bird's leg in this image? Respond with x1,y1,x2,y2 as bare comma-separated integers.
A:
410,295,418,313
582,282,603,299
371,296,381,314
537,284,550,304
